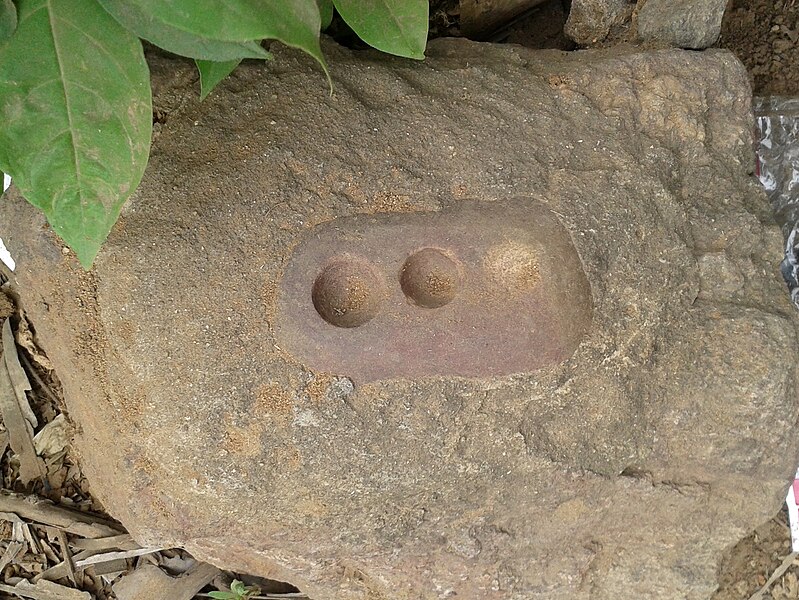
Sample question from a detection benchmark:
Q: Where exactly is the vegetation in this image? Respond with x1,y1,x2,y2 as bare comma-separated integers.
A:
208,579,261,600
0,0,429,268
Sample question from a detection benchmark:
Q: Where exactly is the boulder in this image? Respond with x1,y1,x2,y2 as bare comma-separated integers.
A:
636,0,729,49
1,40,797,599
565,0,629,45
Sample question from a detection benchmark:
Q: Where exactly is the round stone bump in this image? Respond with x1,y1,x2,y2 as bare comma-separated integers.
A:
312,258,385,328
400,248,460,309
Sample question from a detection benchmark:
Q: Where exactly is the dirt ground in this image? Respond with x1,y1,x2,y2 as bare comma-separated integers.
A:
713,510,798,600
720,0,799,96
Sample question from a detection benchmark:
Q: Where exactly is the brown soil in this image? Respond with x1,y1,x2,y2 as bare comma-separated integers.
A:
713,511,796,599
719,0,799,96
429,0,574,47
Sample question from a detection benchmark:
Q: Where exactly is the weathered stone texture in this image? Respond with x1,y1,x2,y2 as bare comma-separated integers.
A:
0,40,796,599
565,0,628,45
636,0,729,49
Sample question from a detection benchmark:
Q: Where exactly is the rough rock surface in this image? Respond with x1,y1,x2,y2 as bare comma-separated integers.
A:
565,0,628,45
636,0,729,49
1,40,798,599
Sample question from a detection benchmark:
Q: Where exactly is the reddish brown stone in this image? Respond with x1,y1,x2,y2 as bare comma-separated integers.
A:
276,199,592,381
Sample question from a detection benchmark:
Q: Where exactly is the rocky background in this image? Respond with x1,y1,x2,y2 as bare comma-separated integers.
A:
430,0,799,96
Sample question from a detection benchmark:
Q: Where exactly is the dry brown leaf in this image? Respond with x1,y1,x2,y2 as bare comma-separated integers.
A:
157,553,196,575
0,320,46,484
54,530,77,587
18,522,39,555
2,321,36,429
37,537,58,567
74,547,163,568
0,429,10,459
91,558,128,577
70,534,138,553
34,546,103,584
0,293,13,321
112,562,220,600
0,540,25,572
46,467,67,492
14,315,53,372
14,554,46,574
35,555,86,584
0,578,91,599
0,492,123,539
748,552,799,600
33,415,70,460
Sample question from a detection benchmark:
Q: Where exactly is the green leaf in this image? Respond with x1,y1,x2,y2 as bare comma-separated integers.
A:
317,0,334,30
0,0,152,268
0,0,17,40
333,0,428,58
96,0,328,77
97,0,271,61
196,59,243,100
208,593,233,600
230,581,246,594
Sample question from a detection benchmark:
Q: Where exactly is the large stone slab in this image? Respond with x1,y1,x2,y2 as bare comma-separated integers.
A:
1,40,798,599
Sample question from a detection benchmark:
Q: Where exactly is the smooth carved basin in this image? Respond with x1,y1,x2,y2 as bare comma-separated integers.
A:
275,198,593,381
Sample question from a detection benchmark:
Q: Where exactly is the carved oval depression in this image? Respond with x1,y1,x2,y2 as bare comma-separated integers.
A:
400,247,461,309
275,199,592,382
311,256,386,328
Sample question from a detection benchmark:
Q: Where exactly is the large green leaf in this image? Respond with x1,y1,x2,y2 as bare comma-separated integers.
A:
317,0,334,30
98,0,327,73
0,0,152,268
97,0,270,61
0,0,16,40
196,58,242,100
333,0,427,58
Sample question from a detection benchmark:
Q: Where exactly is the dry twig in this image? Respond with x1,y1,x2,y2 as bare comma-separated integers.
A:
747,551,799,600
0,321,46,484
0,491,123,539
0,578,91,600
113,562,220,600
